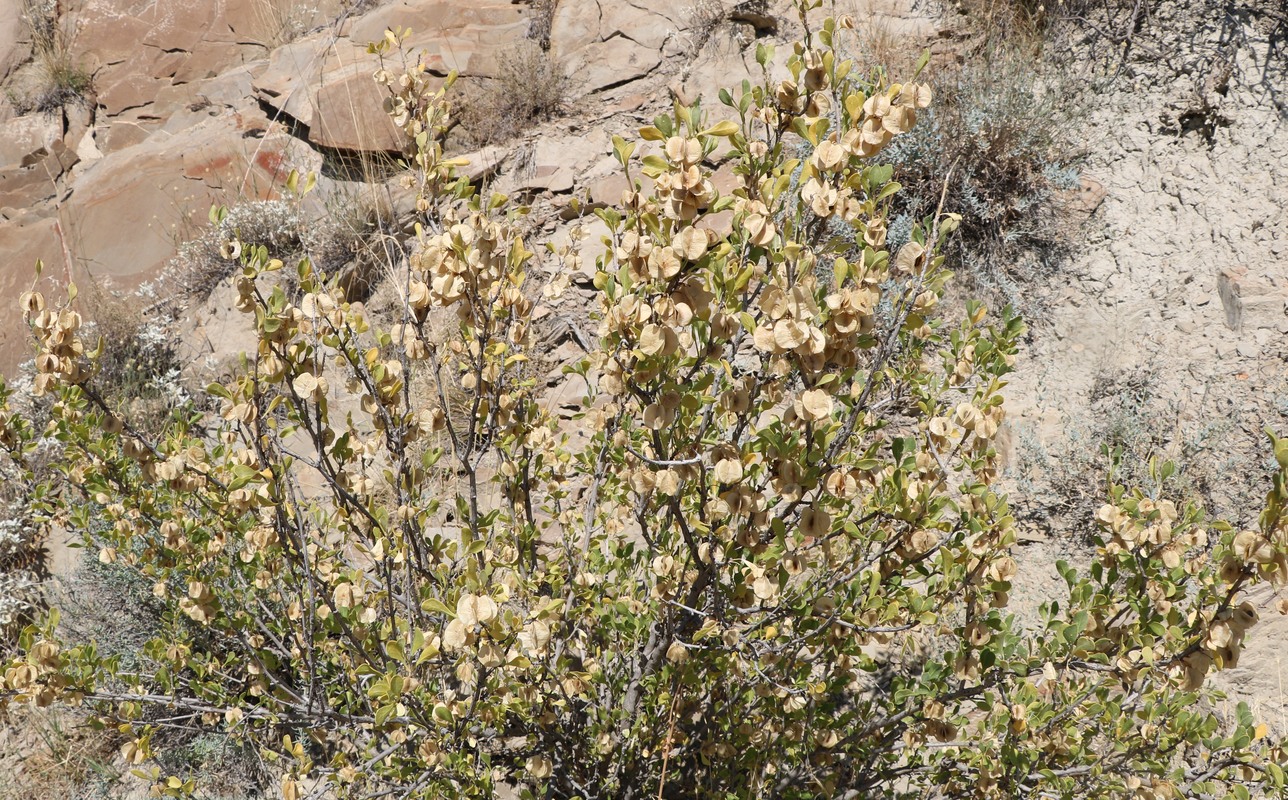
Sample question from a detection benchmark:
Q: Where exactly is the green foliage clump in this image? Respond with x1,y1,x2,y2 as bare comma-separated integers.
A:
0,5,1286,800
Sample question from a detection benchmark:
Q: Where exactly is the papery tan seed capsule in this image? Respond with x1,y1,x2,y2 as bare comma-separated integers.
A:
19,291,44,316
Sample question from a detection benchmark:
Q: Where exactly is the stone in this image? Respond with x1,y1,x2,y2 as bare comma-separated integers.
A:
588,171,628,207
542,372,589,417
0,0,25,77
96,69,159,117
179,65,261,113
0,140,79,207
458,145,508,183
1217,265,1288,333
0,114,61,168
57,114,290,295
101,119,154,154
253,2,530,155
548,0,601,58
563,37,661,94
729,1,778,33
168,44,256,85
347,1,525,47
350,1,527,78
69,1,153,72
598,2,674,51
252,37,326,124
1073,174,1107,216
309,61,404,152
73,127,102,162
511,130,609,195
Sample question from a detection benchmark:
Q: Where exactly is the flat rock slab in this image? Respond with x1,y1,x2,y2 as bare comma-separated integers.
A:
0,0,26,79
550,0,671,93
0,115,62,169
51,114,292,301
252,0,529,153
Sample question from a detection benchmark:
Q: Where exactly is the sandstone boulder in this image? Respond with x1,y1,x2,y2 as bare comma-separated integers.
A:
0,140,78,206
253,0,530,154
252,37,325,125
1217,265,1288,334
57,114,292,297
0,0,24,78
0,114,61,167
309,57,402,152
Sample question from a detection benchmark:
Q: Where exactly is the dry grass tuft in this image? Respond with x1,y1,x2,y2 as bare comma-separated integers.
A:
454,40,568,148
311,184,400,302
77,285,187,434
0,708,123,800
684,0,729,54
171,199,308,301
5,0,92,115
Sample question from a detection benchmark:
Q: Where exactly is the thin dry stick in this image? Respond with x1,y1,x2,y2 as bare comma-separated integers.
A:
656,688,681,800
1278,654,1285,735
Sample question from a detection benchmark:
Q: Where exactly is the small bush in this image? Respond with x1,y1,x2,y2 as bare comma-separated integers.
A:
81,290,188,428
172,199,308,300
525,0,558,51
882,49,1082,308
683,0,728,53
0,708,123,800
454,40,567,147
3,11,1288,800
172,191,400,306
308,185,400,301
949,0,1055,49
0,496,44,646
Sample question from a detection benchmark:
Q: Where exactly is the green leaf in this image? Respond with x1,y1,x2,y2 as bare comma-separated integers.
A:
612,134,636,166
641,154,669,177
421,597,453,617
913,48,931,79
1266,761,1285,788
756,42,774,67
700,120,739,138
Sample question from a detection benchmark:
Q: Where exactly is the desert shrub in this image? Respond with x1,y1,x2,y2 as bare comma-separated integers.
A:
683,0,728,53
307,185,402,302
948,0,1059,47
454,39,567,147
173,191,400,305
881,48,1082,308
0,370,57,650
2,7,1288,800
0,486,45,646
0,707,123,800
78,288,190,434
172,200,309,300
